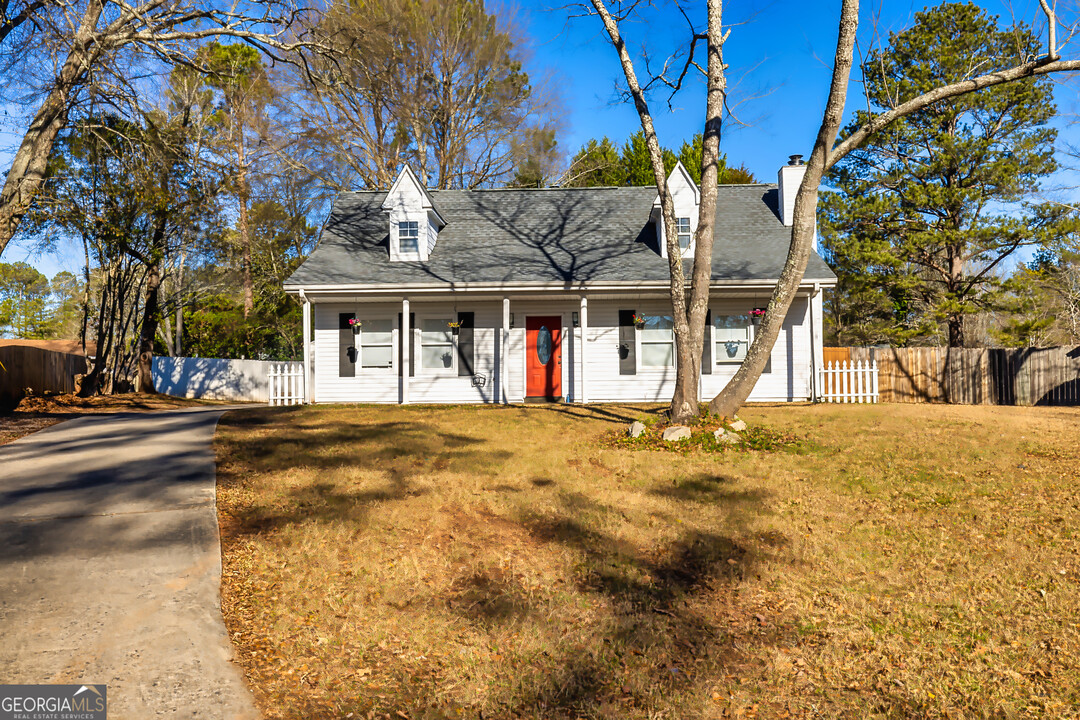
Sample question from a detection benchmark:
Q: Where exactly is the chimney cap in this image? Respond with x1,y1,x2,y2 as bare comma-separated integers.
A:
787,154,804,166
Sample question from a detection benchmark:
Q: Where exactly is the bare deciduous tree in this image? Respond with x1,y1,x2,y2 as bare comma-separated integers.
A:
0,0,312,260
585,0,1080,421
286,0,554,190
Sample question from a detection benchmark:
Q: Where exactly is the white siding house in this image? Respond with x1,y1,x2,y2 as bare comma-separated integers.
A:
286,159,835,405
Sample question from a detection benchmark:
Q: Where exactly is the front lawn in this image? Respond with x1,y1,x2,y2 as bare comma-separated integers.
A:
215,402,1080,719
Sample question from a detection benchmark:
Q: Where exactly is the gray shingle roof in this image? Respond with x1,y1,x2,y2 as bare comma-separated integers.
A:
285,184,836,288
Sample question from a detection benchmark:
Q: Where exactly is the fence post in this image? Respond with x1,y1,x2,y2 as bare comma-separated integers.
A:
868,360,876,405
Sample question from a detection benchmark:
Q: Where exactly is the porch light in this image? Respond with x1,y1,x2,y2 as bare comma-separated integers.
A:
509,313,515,329
572,311,579,327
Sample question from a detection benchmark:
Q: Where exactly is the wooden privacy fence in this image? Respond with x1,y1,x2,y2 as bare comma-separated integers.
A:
826,346,1080,406
0,345,87,405
819,360,879,403
268,362,305,406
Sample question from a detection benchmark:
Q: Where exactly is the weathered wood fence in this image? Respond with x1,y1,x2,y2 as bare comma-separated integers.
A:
824,347,1080,406
0,346,87,405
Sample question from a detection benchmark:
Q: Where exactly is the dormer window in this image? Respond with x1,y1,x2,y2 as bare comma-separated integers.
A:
399,221,419,254
653,162,701,260
676,217,692,252
382,164,446,262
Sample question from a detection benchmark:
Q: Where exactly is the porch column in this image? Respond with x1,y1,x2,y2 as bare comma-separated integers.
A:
301,290,312,404
402,298,411,404
809,284,823,402
579,296,588,403
502,297,510,404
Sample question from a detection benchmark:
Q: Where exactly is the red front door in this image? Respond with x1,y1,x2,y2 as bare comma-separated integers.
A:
526,316,562,399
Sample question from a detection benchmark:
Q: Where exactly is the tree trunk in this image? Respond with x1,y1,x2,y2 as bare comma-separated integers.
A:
136,260,162,394
79,260,117,397
591,0,725,425
947,249,964,347
710,0,860,418
0,0,103,259
176,247,185,356
948,314,964,347
673,0,727,423
236,154,254,317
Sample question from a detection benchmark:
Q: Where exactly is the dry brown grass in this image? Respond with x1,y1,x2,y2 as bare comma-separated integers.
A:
214,402,1080,719
0,392,228,444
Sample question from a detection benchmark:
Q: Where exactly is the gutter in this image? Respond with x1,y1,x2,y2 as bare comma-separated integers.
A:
284,277,839,296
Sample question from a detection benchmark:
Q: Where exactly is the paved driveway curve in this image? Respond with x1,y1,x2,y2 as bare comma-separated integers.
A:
0,408,259,720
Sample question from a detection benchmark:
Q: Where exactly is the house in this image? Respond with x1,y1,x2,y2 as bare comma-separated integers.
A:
283,156,836,405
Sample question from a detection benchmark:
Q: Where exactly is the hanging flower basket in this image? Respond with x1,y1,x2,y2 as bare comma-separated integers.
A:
448,320,462,335
632,313,646,329
348,318,362,332
749,308,766,326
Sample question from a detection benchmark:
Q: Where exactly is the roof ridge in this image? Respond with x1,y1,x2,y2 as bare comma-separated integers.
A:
340,183,776,195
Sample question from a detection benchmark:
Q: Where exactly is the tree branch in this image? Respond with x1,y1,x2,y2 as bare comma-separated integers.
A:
829,57,1080,168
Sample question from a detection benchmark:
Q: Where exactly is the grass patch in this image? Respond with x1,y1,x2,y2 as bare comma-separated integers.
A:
215,402,1080,719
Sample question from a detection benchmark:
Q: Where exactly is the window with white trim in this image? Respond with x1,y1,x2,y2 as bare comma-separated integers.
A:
714,314,752,364
398,221,419,253
676,217,692,252
359,318,393,368
420,318,455,370
639,314,675,367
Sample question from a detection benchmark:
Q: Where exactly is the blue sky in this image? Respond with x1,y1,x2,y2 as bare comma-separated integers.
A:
521,0,1080,179
7,0,1079,278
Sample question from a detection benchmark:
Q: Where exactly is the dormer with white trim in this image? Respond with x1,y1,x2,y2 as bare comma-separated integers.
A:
652,161,700,260
381,164,447,262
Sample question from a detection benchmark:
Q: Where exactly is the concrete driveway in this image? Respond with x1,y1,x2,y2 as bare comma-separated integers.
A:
0,408,260,720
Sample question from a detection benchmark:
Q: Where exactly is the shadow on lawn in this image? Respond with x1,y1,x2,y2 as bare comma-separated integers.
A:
217,407,511,538
220,407,788,719
432,484,782,718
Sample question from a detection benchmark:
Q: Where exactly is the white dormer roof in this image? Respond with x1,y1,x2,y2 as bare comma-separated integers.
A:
382,164,447,227
653,160,700,207
382,163,447,262
654,161,701,260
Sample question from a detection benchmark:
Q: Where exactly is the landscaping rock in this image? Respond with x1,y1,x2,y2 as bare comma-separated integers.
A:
662,425,692,442
628,421,646,438
729,417,747,432
714,428,741,444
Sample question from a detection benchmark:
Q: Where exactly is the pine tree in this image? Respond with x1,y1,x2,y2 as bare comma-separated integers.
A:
820,2,1073,347
676,134,756,184
564,137,626,187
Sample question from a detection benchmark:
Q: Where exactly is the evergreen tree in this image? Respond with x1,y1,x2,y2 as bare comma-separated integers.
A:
993,246,1080,346
820,2,1073,347
621,131,676,185
676,134,756,184
194,41,273,318
566,132,755,188
564,137,626,187
0,262,52,338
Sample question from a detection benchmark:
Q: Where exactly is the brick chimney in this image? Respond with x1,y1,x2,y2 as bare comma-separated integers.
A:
777,154,806,227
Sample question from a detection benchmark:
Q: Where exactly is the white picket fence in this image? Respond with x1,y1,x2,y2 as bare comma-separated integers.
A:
268,362,305,406
819,359,879,403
